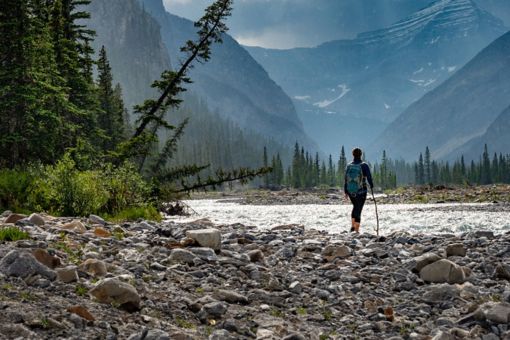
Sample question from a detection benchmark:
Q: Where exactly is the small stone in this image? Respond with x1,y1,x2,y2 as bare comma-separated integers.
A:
289,281,302,294
169,249,198,264
61,220,87,233
445,243,466,257
474,230,494,238
420,259,468,284
186,229,221,250
67,305,95,322
90,278,140,312
494,264,510,280
283,333,306,340
94,227,111,238
432,331,455,340
79,258,107,277
0,249,56,280
89,214,106,226
4,213,27,224
32,248,61,269
199,301,227,319
485,303,510,324
247,249,264,262
214,289,249,304
422,284,461,303
322,244,351,261
28,213,45,226
56,266,79,283
189,247,217,261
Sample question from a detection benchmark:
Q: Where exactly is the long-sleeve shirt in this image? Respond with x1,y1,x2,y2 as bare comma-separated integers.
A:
344,158,374,194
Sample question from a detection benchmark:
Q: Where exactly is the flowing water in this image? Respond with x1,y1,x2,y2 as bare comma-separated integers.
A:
166,199,510,235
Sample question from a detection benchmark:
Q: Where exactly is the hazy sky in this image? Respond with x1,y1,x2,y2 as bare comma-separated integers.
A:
163,0,510,49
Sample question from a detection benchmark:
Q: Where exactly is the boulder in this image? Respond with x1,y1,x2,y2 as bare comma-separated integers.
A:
56,266,79,283
410,253,442,272
189,247,217,262
4,213,27,224
79,259,107,277
485,303,510,324
90,278,140,312
186,229,221,250
168,249,198,264
0,250,56,280
88,214,106,226
494,264,510,280
28,213,45,226
214,289,249,305
32,248,61,269
422,284,461,303
420,259,468,284
247,249,264,262
322,244,351,261
61,220,87,233
445,243,466,257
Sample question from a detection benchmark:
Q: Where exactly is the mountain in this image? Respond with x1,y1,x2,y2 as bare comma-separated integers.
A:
246,0,506,156
137,0,315,150
87,0,171,111
370,30,510,161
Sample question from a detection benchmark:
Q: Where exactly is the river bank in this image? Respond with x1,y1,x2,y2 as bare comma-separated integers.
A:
1,212,510,339
190,184,510,206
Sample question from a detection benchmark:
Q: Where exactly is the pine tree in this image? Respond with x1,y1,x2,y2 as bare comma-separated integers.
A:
424,146,431,184
262,146,269,188
481,144,491,184
327,154,336,187
337,146,347,186
418,153,425,185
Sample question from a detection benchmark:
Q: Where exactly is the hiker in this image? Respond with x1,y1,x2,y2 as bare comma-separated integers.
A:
344,147,374,233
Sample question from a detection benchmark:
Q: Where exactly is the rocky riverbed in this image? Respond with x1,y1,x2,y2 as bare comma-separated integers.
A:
1,211,510,339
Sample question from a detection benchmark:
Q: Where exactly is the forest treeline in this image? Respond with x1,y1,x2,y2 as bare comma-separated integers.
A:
262,144,510,190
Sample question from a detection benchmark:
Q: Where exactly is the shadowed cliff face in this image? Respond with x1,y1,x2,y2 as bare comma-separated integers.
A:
139,0,316,151
87,0,171,111
370,31,510,161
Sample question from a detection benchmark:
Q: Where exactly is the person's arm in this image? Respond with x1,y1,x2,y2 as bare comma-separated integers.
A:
363,163,374,189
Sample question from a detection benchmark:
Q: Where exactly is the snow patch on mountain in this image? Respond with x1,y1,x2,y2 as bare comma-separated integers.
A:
313,84,350,108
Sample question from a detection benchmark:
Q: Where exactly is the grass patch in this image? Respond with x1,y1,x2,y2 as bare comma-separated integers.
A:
296,307,307,316
0,227,30,242
175,316,196,329
75,284,88,296
105,205,162,223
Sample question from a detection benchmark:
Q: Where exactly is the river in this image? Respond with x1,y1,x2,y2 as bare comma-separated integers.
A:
166,199,510,235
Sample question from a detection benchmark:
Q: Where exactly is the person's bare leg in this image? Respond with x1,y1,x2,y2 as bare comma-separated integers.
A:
351,218,356,232
354,222,360,233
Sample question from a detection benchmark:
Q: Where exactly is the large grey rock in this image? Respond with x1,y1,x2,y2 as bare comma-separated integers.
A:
485,303,510,324
411,253,442,272
56,266,79,283
214,289,249,304
79,259,107,277
322,244,351,261
169,249,198,264
189,247,217,261
422,284,461,303
0,250,56,280
88,214,106,225
28,213,45,226
186,229,221,250
90,278,141,312
445,243,466,257
420,259,468,284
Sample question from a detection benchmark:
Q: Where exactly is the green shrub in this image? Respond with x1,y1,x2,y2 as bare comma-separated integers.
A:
0,169,33,213
0,227,30,242
105,205,161,223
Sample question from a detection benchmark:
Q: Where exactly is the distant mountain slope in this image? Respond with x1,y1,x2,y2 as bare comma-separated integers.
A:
246,0,506,155
87,0,171,110
370,30,510,160
139,0,315,150
449,105,510,161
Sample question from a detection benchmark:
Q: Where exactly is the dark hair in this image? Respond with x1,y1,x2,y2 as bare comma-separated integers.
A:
352,148,363,159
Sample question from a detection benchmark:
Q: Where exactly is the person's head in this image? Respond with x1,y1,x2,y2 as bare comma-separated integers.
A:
352,147,363,160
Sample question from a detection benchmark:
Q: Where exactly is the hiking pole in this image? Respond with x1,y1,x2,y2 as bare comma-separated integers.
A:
371,187,380,237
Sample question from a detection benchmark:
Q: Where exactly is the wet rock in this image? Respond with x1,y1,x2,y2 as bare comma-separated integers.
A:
79,258,107,277
32,248,61,269
169,249,198,264
4,213,27,224
90,277,141,312
186,228,221,250
0,249,56,280
61,220,87,233
89,214,106,226
420,259,468,284
322,244,351,261
28,213,45,226
56,266,79,283
445,243,466,257
474,230,494,238
189,247,217,261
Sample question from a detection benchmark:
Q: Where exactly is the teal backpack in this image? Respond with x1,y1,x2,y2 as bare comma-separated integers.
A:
345,163,364,194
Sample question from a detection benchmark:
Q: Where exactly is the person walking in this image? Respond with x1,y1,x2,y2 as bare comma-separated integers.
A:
344,148,374,233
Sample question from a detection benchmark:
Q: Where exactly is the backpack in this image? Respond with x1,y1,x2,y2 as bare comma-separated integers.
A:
345,162,364,194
